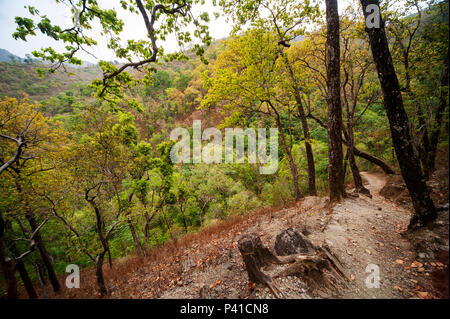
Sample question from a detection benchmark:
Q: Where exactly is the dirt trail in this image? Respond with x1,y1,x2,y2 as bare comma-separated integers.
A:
310,172,418,298
157,171,446,299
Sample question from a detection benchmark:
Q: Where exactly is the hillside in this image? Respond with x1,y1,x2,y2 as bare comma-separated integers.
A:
0,0,448,303
0,49,22,62
0,61,101,102
32,169,448,299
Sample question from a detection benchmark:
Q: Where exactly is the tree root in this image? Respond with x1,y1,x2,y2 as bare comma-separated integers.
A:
238,233,349,299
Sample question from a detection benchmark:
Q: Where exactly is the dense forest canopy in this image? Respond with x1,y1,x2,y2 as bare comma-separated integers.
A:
0,0,448,299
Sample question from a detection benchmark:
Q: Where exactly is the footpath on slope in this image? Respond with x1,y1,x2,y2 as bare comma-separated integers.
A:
51,171,447,299
159,172,447,299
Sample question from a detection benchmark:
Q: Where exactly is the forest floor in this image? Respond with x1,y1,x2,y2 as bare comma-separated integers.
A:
43,171,448,299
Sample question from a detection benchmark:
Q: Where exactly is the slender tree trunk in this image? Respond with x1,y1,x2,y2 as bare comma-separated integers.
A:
180,210,188,233
416,105,430,180
326,0,345,202
307,112,395,174
282,51,317,196
15,258,37,299
428,55,449,173
0,214,18,299
352,146,395,174
95,253,107,297
25,212,61,293
344,129,371,196
127,218,143,257
360,0,436,228
33,262,48,298
275,113,302,200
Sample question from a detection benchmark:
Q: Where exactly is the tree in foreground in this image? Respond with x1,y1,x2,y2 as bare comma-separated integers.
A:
360,0,436,228
13,0,213,109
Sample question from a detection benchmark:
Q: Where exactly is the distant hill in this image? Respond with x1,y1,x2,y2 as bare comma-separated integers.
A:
0,48,23,62
0,60,101,101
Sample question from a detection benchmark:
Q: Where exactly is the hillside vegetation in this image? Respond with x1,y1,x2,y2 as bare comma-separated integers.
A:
0,0,448,300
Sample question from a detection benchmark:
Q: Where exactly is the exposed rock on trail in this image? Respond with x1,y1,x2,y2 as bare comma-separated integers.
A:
161,171,447,299
274,228,316,256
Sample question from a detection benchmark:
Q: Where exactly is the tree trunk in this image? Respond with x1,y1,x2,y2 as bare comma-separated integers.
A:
416,105,430,180
428,55,449,173
0,214,18,299
95,253,107,297
127,218,143,257
282,51,317,196
34,262,48,298
344,129,371,196
352,146,395,174
326,0,345,202
16,258,37,299
275,114,302,200
25,212,61,293
307,112,395,174
360,0,436,228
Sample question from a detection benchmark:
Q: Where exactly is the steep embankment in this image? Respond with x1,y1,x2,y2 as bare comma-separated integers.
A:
160,172,447,299
48,172,448,299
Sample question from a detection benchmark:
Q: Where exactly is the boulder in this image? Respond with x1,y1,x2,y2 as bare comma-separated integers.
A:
274,228,316,256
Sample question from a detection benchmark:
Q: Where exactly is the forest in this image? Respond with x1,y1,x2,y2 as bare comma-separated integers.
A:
0,0,448,300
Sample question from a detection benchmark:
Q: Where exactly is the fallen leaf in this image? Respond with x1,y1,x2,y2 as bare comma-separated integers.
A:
394,285,404,292
417,291,429,298
365,249,372,255
411,261,423,268
395,259,404,265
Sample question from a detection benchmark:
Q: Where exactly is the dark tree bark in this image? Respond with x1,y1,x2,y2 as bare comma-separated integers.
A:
125,193,144,256
307,112,395,174
360,0,436,228
352,145,395,175
127,218,143,257
33,262,48,298
0,214,18,299
281,51,317,196
88,197,111,296
15,258,37,299
9,241,37,299
343,129,371,196
95,253,107,297
325,0,345,202
25,212,61,293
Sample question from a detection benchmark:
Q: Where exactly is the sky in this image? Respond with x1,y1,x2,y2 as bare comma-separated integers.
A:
0,0,233,63
0,0,360,63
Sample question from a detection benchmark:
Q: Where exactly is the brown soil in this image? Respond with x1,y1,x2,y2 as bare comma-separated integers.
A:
36,172,448,299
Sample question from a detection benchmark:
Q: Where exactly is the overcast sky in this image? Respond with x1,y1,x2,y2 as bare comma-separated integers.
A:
0,0,233,62
0,0,360,63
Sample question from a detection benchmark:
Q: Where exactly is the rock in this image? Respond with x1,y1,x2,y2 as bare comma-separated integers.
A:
274,228,316,256
418,252,427,259
182,257,195,272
